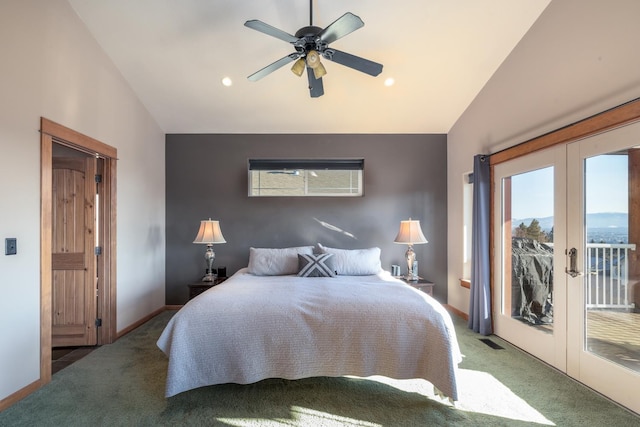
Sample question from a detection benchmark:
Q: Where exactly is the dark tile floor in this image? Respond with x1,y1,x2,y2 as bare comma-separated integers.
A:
52,347,97,375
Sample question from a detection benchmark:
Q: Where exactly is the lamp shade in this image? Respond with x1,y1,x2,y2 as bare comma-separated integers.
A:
193,219,226,244
394,218,428,245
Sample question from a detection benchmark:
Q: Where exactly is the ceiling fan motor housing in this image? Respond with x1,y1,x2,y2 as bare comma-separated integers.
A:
294,26,325,56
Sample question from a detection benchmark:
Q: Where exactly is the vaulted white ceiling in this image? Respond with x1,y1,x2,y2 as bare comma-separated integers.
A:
68,0,551,134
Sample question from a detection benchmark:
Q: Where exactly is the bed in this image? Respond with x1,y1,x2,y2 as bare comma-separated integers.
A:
157,246,462,400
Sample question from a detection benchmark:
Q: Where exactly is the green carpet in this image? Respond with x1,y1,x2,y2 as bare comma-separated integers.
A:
0,310,638,426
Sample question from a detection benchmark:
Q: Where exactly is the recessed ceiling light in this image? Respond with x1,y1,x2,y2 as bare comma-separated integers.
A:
221,77,233,87
384,77,395,87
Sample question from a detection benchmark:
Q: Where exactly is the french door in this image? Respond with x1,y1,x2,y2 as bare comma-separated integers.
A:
565,122,640,413
494,122,640,414
493,145,568,370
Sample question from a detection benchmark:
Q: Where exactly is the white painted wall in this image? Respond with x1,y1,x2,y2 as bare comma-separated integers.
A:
0,0,165,401
447,0,640,315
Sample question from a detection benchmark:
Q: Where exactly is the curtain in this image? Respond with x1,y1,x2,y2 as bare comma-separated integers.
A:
469,154,492,335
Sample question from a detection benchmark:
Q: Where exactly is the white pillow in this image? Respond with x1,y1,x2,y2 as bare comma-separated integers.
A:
317,244,382,275
248,246,314,276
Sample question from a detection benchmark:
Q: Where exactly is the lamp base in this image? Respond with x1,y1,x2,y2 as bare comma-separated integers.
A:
405,245,419,282
202,245,216,282
202,269,217,282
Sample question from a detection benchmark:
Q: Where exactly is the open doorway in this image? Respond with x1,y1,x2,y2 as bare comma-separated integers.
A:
40,118,117,384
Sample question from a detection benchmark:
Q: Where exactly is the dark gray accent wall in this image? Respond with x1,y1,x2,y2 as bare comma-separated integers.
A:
166,134,447,304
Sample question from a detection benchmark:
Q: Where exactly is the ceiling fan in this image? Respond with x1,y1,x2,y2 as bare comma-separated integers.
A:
244,1,383,98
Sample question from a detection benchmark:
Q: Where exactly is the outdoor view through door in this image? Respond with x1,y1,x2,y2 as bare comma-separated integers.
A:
500,154,639,371
582,151,638,373
503,166,555,332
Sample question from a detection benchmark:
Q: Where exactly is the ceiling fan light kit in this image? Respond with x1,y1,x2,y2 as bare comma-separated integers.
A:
306,50,320,68
291,58,306,76
244,1,383,98
312,62,326,80
306,50,327,79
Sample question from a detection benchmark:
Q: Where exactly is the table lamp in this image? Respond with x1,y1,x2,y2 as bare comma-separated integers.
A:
393,218,428,281
193,218,226,281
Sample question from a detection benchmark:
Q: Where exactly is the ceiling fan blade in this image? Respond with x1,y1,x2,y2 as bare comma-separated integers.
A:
244,20,299,44
306,67,324,98
247,53,300,82
318,12,364,45
324,49,383,77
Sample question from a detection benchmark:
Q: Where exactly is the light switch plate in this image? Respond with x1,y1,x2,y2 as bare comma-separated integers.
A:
5,238,17,255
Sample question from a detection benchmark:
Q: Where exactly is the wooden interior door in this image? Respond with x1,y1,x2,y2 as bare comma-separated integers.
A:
52,156,97,347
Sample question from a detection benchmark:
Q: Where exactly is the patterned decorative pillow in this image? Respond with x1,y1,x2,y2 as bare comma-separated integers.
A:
297,253,336,277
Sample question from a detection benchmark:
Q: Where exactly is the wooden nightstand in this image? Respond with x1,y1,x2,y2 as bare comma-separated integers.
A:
188,277,227,300
404,278,435,297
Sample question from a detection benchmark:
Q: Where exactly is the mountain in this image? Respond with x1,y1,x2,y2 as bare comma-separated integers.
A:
513,212,628,231
585,212,628,228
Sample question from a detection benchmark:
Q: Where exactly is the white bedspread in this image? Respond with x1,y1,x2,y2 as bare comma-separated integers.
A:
157,269,462,400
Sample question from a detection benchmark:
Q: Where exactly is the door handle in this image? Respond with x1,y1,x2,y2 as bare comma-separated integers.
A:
565,247,582,278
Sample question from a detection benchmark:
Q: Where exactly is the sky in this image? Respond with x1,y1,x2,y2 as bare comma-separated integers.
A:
510,154,628,219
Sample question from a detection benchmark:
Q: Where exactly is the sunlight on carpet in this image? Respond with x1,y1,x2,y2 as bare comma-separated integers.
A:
216,373,554,427
455,369,554,425
371,374,553,425
220,407,383,427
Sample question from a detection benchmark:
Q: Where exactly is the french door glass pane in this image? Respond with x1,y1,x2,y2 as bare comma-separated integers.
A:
502,166,554,331
583,152,640,372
